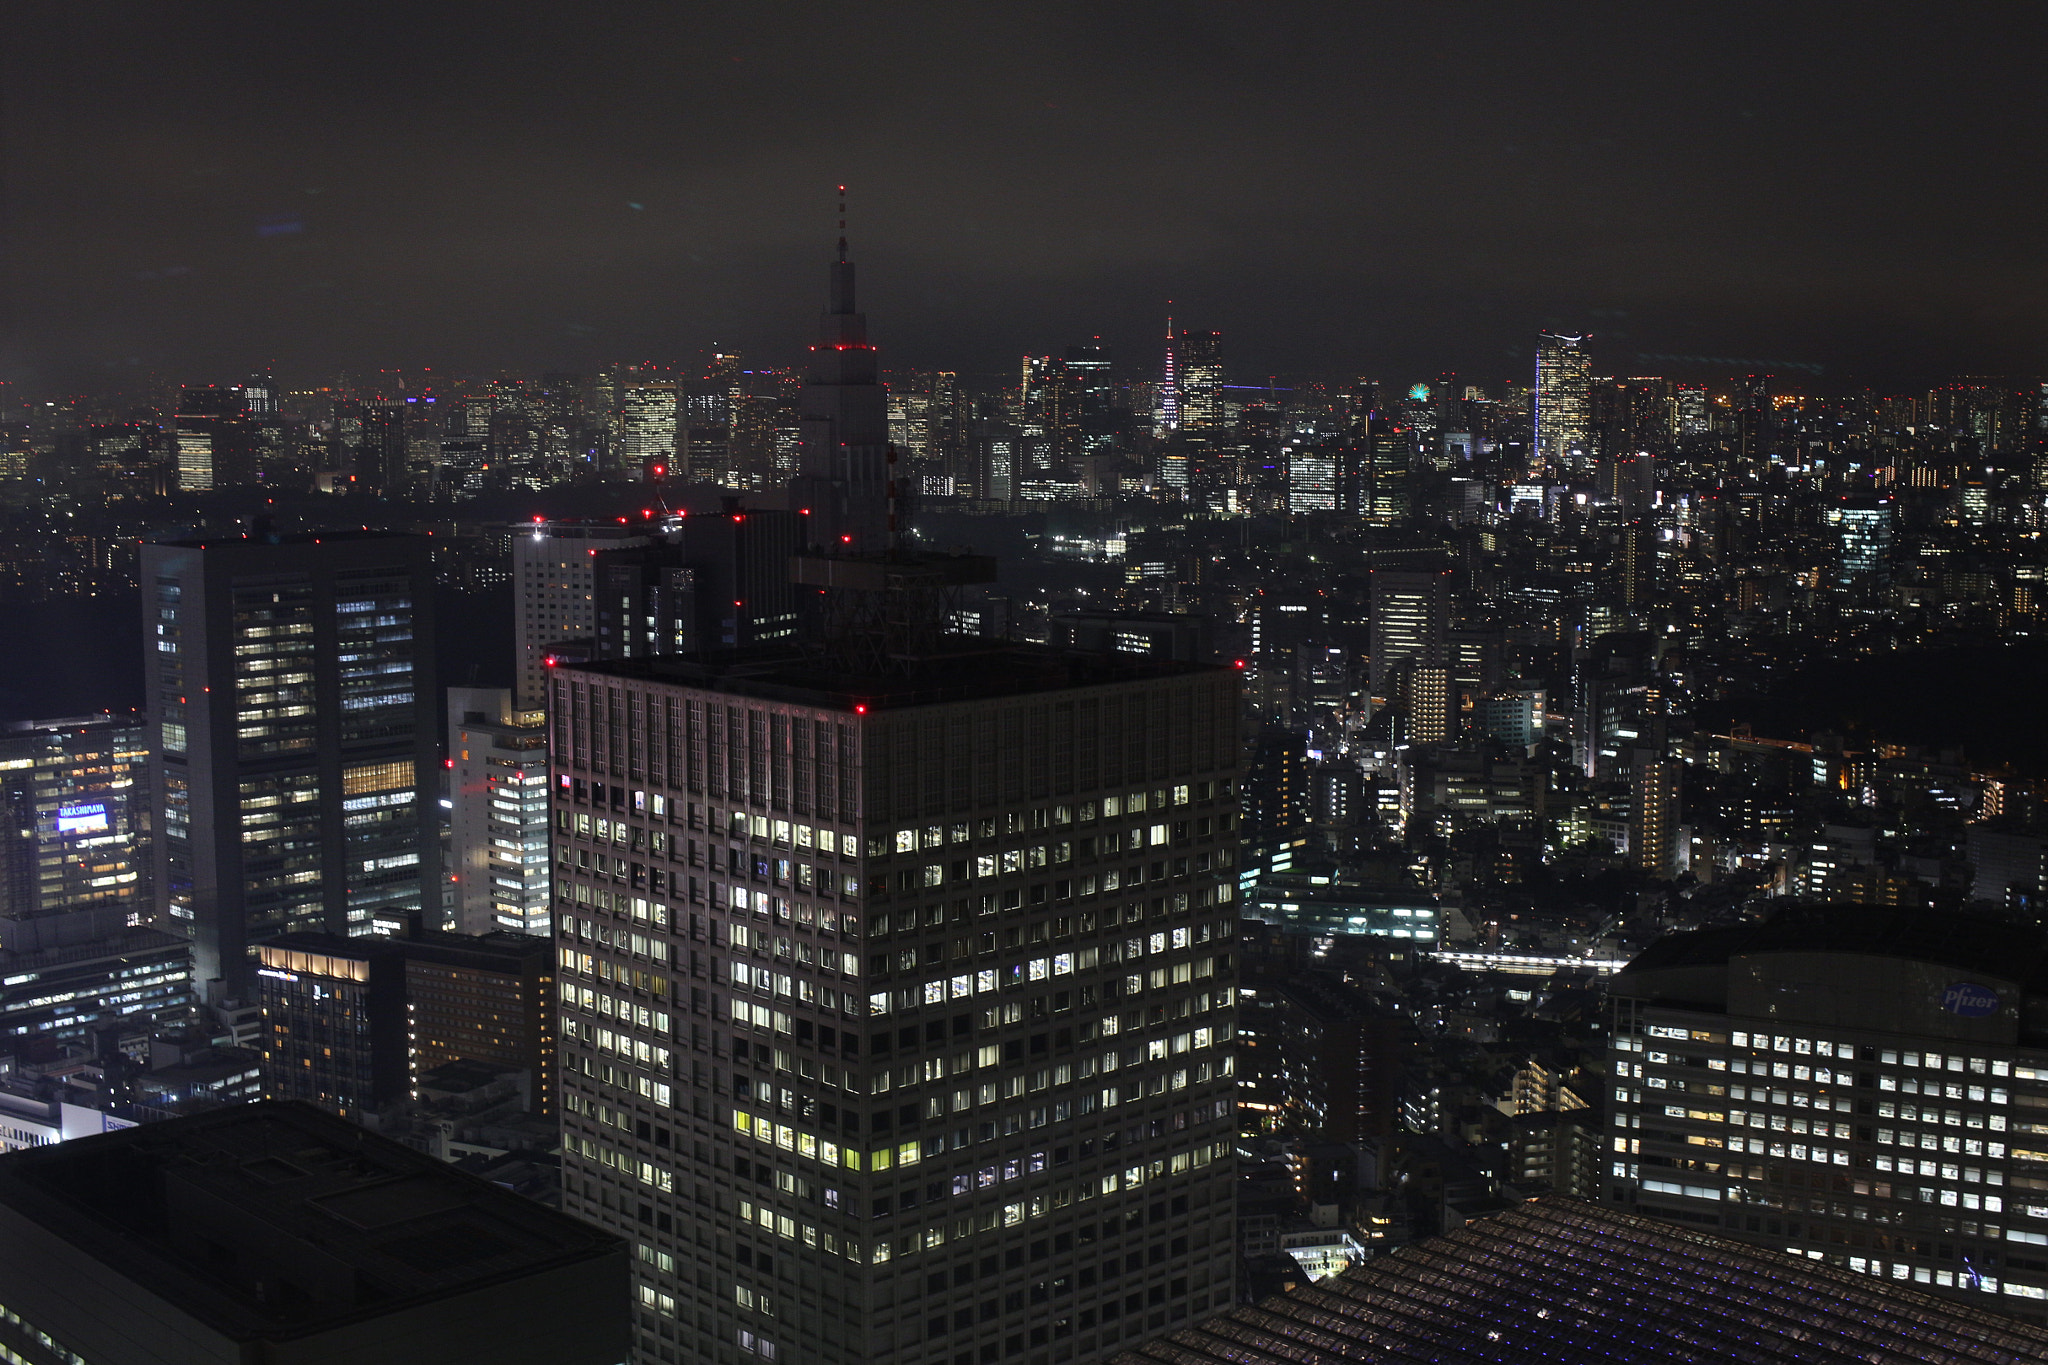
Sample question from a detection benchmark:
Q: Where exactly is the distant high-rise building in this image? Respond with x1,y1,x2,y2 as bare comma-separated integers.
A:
0,713,150,937
173,386,257,491
1737,372,1772,463
590,509,804,658
511,519,651,711
1672,382,1708,436
1358,414,1413,527
979,421,1022,502
1368,568,1450,699
791,213,891,550
1176,328,1224,436
142,532,440,1000
1371,567,1451,747
621,380,681,476
1829,497,1895,589
1286,441,1338,514
1534,332,1591,470
359,399,412,492
682,374,734,480
549,643,1241,1365
0,1101,629,1365
448,687,551,936
1066,344,1115,457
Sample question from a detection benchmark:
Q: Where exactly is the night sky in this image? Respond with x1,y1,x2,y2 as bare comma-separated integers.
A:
4,1,2046,392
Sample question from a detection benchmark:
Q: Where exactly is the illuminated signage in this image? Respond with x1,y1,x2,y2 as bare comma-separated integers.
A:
1940,982,1999,1017
55,804,109,834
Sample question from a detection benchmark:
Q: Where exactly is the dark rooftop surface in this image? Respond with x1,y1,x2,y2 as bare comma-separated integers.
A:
1616,902,2048,990
0,1100,620,1340
1117,1196,2048,1365
152,528,423,551
563,641,1227,711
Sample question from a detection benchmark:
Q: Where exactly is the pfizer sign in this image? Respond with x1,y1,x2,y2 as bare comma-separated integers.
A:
1940,983,2000,1018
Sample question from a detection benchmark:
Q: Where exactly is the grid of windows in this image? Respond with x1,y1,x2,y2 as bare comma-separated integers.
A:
1612,1011,2048,1309
551,657,1239,1365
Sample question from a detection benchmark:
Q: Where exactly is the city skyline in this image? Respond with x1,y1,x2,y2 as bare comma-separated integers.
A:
12,9,2048,1363
5,5,2048,388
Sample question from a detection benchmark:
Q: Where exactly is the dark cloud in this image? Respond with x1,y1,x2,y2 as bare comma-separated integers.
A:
3,1,2046,390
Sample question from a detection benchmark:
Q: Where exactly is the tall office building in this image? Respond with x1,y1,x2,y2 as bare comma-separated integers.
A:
1829,497,1895,590
1066,345,1114,458
173,386,259,492
1370,568,1451,748
512,519,652,711
0,1102,628,1365
592,509,803,660
684,372,737,480
1608,903,2048,1319
142,532,440,1000
1737,372,1772,464
1285,442,1338,514
549,643,1241,1365
791,212,892,551
1174,330,1223,437
359,399,413,493
1534,332,1591,471
622,381,682,475
1357,414,1412,527
449,687,552,936
0,713,150,936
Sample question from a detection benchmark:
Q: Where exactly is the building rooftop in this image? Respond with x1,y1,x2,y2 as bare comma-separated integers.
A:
1117,1196,2048,1365
562,641,1226,712
149,528,424,552
0,1100,620,1341
1617,902,2048,991
261,926,550,972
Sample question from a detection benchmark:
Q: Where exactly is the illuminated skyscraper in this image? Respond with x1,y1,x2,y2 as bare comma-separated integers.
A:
142,532,440,1000
1370,568,1451,744
1286,442,1338,514
1358,414,1413,528
1065,344,1114,457
1829,497,1895,590
1737,372,1772,464
549,644,1242,1365
511,519,652,711
792,195,892,550
1175,329,1223,437
621,381,681,476
448,687,552,936
1534,332,1591,470
0,714,150,936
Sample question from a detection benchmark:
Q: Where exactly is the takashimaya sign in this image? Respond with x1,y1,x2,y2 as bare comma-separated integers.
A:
1939,982,2000,1018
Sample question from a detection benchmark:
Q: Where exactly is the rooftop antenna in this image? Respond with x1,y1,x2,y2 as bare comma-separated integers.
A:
837,183,847,263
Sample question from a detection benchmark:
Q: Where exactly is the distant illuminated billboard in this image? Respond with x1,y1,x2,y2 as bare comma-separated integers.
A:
56,804,109,834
